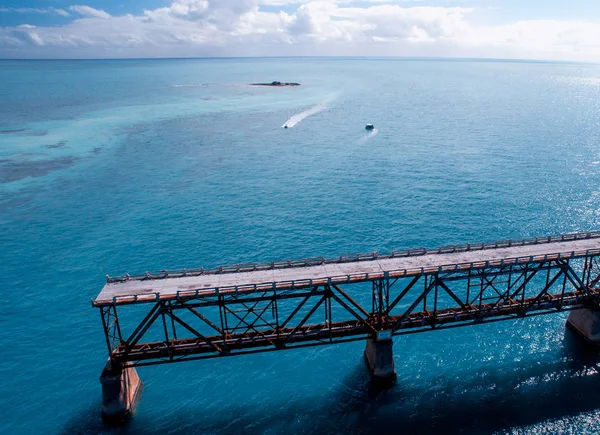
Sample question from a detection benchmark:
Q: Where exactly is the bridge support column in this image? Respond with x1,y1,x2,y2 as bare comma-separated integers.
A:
364,330,396,383
100,359,142,424
566,308,600,346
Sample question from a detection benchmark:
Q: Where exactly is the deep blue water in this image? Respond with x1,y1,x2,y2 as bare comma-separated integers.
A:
2,58,600,434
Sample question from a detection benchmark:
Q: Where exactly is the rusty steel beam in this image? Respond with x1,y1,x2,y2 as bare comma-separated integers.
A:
110,290,600,366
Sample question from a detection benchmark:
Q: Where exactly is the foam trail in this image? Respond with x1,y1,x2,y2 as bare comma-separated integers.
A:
282,104,326,128
172,84,206,88
357,128,378,144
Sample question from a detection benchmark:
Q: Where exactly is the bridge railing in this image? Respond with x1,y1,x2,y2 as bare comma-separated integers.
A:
105,231,600,284
99,247,600,307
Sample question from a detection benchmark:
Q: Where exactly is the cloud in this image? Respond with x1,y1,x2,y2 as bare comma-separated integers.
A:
69,5,111,19
1,0,600,61
257,0,423,4
28,32,44,46
0,7,69,17
258,0,309,5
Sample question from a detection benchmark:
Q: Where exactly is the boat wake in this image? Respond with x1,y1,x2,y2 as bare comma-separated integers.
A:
282,104,327,128
357,128,378,144
171,84,206,88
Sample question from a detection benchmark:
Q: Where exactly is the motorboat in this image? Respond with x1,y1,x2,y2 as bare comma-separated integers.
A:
365,124,374,131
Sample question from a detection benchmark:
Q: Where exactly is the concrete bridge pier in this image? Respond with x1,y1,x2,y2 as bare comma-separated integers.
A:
364,330,396,384
566,308,600,346
99,359,142,423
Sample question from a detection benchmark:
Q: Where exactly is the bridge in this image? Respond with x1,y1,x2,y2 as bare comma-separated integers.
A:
93,231,600,423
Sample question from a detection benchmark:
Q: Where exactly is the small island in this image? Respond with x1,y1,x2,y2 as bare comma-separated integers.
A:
250,81,300,87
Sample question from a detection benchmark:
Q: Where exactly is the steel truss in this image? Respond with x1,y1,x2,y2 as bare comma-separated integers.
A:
97,254,600,368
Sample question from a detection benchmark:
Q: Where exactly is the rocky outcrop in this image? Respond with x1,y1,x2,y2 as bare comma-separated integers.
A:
250,81,300,86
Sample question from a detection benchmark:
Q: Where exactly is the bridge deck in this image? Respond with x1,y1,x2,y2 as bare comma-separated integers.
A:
94,233,600,306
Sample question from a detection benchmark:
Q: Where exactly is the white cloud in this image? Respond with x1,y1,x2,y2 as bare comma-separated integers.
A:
28,32,44,46
0,7,69,17
1,0,600,61
257,0,422,4
258,0,309,5
69,5,111,19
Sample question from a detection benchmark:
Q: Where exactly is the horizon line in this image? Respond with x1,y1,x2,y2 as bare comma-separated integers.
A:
0,55,596,65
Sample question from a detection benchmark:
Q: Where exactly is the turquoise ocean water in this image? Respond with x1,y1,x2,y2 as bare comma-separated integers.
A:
2,58,600,434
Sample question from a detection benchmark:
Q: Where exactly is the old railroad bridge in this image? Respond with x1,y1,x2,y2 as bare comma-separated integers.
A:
93,231,600,422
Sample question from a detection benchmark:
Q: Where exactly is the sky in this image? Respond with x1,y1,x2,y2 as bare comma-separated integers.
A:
1,0,600,60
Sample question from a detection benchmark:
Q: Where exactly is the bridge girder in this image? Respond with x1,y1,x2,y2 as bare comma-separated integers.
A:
98,254,600,368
